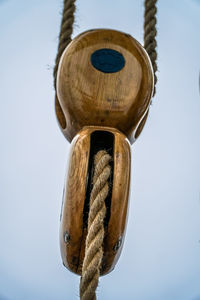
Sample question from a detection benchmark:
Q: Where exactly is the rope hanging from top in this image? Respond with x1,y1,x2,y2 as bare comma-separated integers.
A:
144,0,158,95
53,0,76,90
53,1,157,300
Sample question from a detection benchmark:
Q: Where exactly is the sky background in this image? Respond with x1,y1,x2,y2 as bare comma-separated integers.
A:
0,0,200,299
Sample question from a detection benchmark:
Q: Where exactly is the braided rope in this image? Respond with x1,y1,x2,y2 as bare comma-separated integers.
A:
53,0,76,90
144,0,158,95
80,151,111,300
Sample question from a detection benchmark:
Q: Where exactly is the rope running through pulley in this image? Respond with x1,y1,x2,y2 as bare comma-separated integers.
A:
53,1,158,299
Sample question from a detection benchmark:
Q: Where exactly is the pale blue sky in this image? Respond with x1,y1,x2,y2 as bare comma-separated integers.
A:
0,1,200,299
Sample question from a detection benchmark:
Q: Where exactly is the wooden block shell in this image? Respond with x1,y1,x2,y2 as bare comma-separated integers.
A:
60,126,131,275
56,29,153,144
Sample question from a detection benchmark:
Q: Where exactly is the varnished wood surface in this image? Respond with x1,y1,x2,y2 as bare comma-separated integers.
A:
60,126,131,275
56,29,153,144
102,127,131,274
60,132,89,274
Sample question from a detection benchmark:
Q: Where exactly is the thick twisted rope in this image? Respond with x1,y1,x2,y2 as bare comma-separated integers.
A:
80,151,111,300
53,0,76,90
144,0,158,96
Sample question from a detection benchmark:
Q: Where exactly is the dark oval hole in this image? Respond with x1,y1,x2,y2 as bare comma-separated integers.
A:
91,48,125,73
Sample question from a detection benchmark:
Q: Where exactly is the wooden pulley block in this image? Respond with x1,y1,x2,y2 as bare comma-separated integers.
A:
56,29,154,275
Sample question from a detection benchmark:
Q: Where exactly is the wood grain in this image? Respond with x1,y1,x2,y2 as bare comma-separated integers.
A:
102,128,131,274
56,29,153,143
60,132,90,274
60,126,131,275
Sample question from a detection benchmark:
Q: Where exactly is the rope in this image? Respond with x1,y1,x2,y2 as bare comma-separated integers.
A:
144,0,158,96
80,151,111,300
53,0,76,90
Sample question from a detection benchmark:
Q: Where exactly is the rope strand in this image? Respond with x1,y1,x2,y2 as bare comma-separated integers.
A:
80,151,111,300
144,0,158,96
53,0,76,90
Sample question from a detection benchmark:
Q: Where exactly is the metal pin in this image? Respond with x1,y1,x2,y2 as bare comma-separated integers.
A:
113,236,122,252
64,231,70,244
